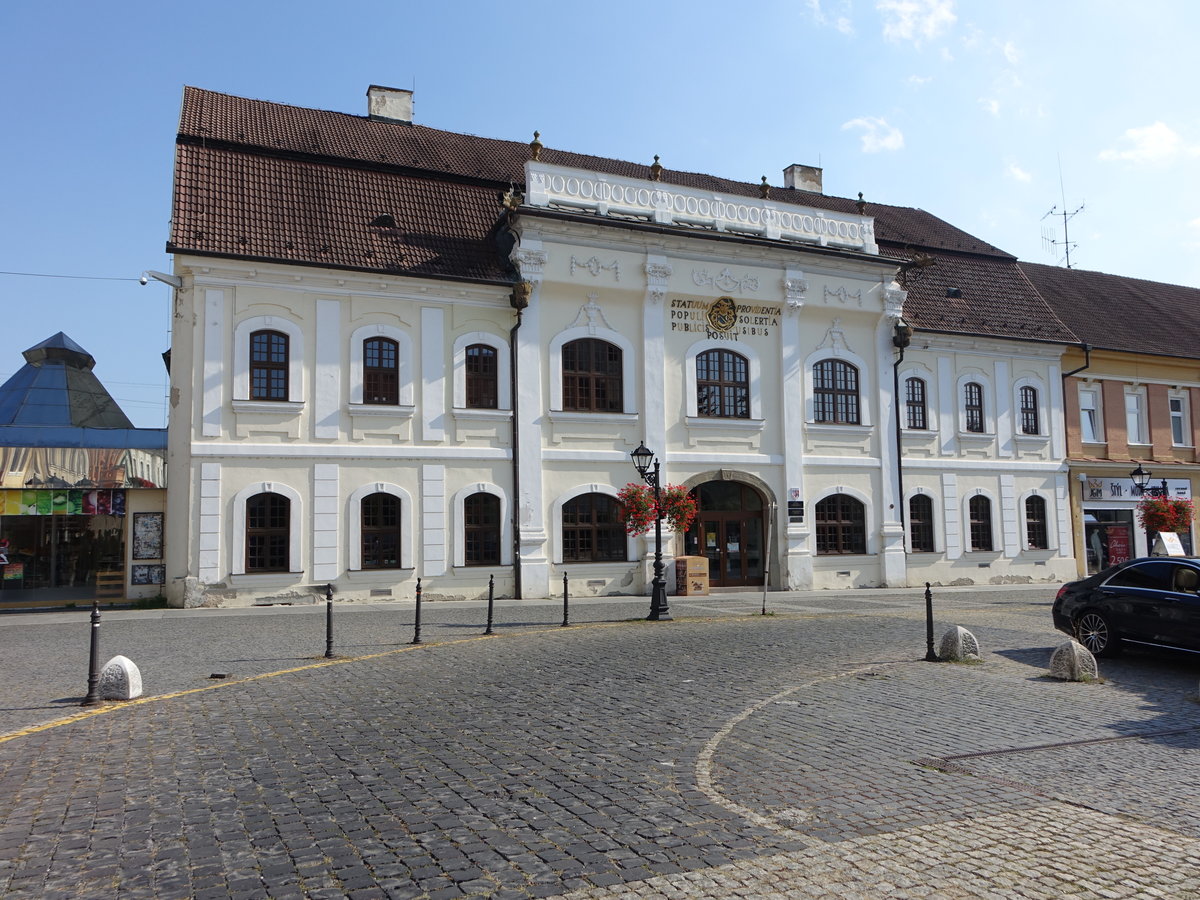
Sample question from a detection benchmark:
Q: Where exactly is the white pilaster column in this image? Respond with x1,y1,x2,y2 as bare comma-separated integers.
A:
312,464,339,580
198,462,221,582
996,359,1013,458
1001,472,1019,557
421,307,446,442
421,464,446,577
202,289,225,437
781,270,813,589
641,257,674,592
877,312,907,586
314,300,341,440
938,356,956,456
942,472,962,560
1049,363,1066,460
513,245,550,596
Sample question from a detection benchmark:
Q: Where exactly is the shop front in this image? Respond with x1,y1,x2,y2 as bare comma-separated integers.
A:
1080,475,1193,575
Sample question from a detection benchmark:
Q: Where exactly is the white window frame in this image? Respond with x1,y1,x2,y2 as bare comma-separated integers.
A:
1079,385,1103,443
1018,489,1056,551
347,482,414,571
810,486,877,556
551,484,637,564
232,481,304,575
452,332,511,410
684,339,763,420
233,315,305,404
1125,387,1148,445
1170,390,1191,447
963,489,999,553
349,324,414,408
549,327,637,414
956,371,994,436
1013,376,1048,437
453,483,512,567
904,488,940,553
803,345,874,427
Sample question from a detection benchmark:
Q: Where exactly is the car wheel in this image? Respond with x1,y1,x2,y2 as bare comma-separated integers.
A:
1076,610,1122,657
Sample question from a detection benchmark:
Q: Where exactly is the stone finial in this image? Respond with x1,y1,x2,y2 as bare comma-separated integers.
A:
759,176,770,199
856,192,866,214
529,131,543,161
98,655,143,700
938,625,980,661
1049,639,1099,681
650,155,663,181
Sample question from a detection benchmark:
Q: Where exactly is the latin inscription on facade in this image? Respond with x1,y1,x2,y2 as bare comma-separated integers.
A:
669,296,780,340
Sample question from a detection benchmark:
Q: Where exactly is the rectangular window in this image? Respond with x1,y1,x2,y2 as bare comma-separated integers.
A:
1170,394,1189,446
1126,390,1146,443
1079,388,1101,443
905,378,927,430
964,383,984,433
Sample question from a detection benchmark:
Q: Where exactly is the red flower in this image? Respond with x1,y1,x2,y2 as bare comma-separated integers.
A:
618,483,698,536
1136,494,1194,534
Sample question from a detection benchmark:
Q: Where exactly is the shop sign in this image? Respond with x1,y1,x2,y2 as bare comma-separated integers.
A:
0,489,127,516
1083,478,1191,502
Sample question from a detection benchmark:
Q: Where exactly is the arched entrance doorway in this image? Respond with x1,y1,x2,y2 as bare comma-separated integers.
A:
683,481,765,587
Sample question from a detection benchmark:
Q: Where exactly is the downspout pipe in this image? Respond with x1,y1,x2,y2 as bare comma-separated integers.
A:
509,281,531,599
1062,342,1091,379
892,318,913,532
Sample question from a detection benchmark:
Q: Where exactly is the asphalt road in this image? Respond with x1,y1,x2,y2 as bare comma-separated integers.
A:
1,586,1197,898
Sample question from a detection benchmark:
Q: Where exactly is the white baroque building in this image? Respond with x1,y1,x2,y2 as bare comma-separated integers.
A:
163,86,1078,607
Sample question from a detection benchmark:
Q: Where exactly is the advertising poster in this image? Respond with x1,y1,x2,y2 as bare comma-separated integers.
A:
1106,526,1132,566
35,491,51,515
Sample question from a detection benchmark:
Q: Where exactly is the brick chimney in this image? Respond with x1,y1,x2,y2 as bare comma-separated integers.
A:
367,85,413,124
782,164,823,194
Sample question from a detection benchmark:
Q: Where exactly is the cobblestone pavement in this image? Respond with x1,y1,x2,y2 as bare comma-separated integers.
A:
0,587,1197,898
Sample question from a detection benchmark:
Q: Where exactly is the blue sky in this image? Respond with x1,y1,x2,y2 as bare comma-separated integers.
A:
2,0,1197,427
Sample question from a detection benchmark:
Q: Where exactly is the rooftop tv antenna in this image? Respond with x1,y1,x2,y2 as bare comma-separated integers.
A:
1041,159,1084,268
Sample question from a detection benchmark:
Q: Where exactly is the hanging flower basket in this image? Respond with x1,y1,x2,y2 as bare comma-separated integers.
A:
617,483,698,536
1135,494,1194,534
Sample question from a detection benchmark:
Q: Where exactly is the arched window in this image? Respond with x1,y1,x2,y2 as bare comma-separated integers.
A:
250,330,289,401
465,344,498,409
246,492,290,572
969,495,993,551
361,492,401,569
464,492,501,565
1025,495,1048,549
905,377,927,430
562,493,626,562
909,494,935,552
562,339,623,412
964,382,985,433
813,360,860,424
696,349,750,418
363,337,399,405
1020,385,1040,435
814,495,866,555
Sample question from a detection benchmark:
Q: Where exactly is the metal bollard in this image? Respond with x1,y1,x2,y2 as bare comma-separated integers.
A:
562,572,569,627
81,600,102,706
411,578,423,645
324,583,335,659
484,574,495,635
924,582,938,661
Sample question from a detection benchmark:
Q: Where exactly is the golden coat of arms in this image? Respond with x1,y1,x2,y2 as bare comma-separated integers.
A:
706,296,739,332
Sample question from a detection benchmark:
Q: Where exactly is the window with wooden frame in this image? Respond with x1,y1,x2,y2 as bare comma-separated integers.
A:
696,349,750,418
562,339,623,413
964,382,985,433
969,495,993,551
1020,386,1040,435
249,330,289,401
908,493,935,552
363,337,399,405
1025,495,1048,550
245,492,290,572
360,492,401,569
464,492,501,566
814,494,866,555
813,360,860,424
905,377,928,430
465,344,499,409
562,493,626,562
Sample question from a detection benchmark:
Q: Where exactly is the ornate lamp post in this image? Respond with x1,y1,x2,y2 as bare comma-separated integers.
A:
630,441,671,621
1130,463,1168,498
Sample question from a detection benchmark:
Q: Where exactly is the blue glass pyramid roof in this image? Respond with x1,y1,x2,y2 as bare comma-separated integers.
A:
0,332,134,429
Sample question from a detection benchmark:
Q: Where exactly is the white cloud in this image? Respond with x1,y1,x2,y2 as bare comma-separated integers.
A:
808,0,855,35
999,39,1020,64
877,0,956,44
842,117,905,152
979,98,1000,116
1099,122,1186,163
1006,163,1031,183
908,74,933,87
1189,217,1200,229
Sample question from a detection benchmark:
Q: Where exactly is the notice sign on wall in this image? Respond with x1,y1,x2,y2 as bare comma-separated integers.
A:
669,296,780,340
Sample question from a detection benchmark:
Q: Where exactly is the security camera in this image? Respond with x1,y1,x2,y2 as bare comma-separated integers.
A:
139,274,149,285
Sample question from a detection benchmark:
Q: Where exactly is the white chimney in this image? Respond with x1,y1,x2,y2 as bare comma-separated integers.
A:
367,85,413,124
782,164,823,194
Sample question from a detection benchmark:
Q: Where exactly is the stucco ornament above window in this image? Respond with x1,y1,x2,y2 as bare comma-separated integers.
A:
816,317,854,355
825,286,864,307
569,294,613,334
570,256,620,281
693,268,759,293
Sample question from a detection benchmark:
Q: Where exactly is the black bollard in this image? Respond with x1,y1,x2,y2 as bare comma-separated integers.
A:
81,599,102,707
324,583,335,659
411,578,423,645
924,582,938,661
484,574,495,635
562,572,569,627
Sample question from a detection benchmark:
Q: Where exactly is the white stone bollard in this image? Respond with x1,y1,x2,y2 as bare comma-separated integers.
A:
1049,639,1098,682
98,655,143,701
938,625,980,661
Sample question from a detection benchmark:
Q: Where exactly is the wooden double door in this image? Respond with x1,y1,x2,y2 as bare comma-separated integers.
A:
683,481,765,587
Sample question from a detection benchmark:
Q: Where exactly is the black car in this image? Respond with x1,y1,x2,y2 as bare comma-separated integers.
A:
1053,557,1200,657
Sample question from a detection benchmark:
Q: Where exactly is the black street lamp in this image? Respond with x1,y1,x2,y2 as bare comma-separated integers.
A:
1130,463,1168,498
630,441,671,621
